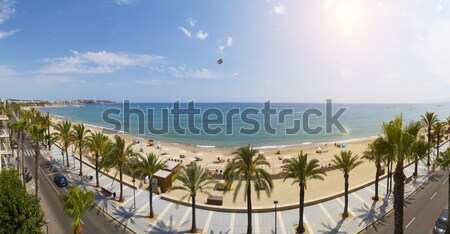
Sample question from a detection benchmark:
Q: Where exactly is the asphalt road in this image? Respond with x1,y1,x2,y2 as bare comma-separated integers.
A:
19,136,132,234
362,170,448,234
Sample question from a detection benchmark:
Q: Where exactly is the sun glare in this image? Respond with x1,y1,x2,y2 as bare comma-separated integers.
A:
332,2,363,37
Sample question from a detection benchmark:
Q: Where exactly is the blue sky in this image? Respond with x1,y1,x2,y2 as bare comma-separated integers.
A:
0,0,450,103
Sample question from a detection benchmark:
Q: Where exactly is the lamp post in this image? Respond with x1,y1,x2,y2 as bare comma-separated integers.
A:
61,149,65,165
274,200,278,234
132,175,136,209
44,219,49,234
12,143,18,170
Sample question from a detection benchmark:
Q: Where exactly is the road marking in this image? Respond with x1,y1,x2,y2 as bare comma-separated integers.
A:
303,215,314,234
148,203,173,231
443,177,448,185
277,211,287,234
229,213,236,234
122,189,144,207
254,213,260,234
431,192,437,200
365,187,375,194
46,172,60,176
319,203,337,226
177,207,192,231
202,211,213,234
352,193,370,208
379,182,387,188
405,217,415,228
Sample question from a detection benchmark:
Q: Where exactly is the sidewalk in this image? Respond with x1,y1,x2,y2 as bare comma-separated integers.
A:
42,144,442,234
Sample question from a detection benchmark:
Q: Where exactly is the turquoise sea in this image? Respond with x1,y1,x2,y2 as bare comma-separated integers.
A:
38,102,450,148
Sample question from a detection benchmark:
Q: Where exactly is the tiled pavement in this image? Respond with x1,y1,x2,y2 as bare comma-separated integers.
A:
40,145,444,234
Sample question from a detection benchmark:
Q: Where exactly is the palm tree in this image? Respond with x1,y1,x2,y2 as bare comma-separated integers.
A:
27,124,46,196
168,163,214,233
363,137,388,201
410,140,429,177
101,135,138,202
432,122,445,158
446,117,450,147
53,120,73,167
421,112,439,166
383,115,417,234
224,145,274,234
134,153,166,218
282,152,326,233
332,150,363,218
71,124,90,176
436,149,450,232
86,132,110,188
15,119,27,186
61,186,94,234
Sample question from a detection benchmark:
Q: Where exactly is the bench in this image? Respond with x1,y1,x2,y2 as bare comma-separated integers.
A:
207,195,223,206
101,187,113,197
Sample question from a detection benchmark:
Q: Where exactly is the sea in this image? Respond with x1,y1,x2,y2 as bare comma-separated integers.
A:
38,102,450,149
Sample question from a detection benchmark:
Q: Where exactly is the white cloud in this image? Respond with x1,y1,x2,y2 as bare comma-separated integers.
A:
168,66,219,79
179,27,192,38
186,18,196,27
41,50,164,74
219,36,234,53
269,3,287,15
114,0,133,5
134,79,173,86
196,30,209,40
0,0,15,24
227,37,233,47
0,29,18,39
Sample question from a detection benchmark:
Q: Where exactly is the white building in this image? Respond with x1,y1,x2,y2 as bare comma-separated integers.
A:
0,115,11,171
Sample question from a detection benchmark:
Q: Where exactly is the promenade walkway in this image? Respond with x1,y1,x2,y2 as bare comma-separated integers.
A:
42,144,444,234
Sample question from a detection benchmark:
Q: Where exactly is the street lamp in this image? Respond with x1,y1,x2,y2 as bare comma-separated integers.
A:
132,175,136,209
12,143,18,171
61,149,65,165
44,219,49,234
274,200,279,234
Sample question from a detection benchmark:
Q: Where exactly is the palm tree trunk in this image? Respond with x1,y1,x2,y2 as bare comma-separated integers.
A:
393,161,405,234
343,173,349,218
374,162,380,201
79,144,83,176
95,153,99,187
297,185,305,233
427,127,431,166
413,155,418,177
389,162,393,194
247,183,252,234
149,184,154,218
65,147,70,168
119,167,124,202
34,142,40,197
192,196,197,233
386,161,390,195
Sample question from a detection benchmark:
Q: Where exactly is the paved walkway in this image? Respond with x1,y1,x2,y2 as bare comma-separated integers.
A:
42,144,444,234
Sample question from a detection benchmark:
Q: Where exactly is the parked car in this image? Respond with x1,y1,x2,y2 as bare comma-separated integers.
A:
433,209,448,234
53,175,68,187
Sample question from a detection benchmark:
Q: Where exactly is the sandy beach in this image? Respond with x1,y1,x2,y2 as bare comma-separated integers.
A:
49,115,380,208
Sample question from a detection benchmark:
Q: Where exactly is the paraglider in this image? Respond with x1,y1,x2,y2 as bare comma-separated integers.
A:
217,58,223,65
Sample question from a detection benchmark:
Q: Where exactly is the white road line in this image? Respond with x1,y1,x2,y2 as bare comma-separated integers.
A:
405,217,416,228
46,172,60,176
122,189,144,207
303,215,314,234
336,198,358,221
254,213,260,234
365,187,375,194
379,182,387,188
443,177,448,185
431,192,437,200
229,213,236,234
352,193,370,208
319,203,337,226
148,203,173,231
202,211,214,234
177,207,192,231
277,211,287,234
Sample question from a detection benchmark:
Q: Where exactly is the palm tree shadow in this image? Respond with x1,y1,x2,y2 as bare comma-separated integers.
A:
97,195,111,216
318,218,346,234
111,204,138,232
354,199,390,231
146,215,178,234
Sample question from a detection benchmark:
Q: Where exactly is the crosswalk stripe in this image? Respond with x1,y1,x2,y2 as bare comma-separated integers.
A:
177,207,192,231
352,193,370,208
229,213,235,234
254,213,260,234
202,211,214,234
319,203,337,226
303,215,314,234
277,211,287,234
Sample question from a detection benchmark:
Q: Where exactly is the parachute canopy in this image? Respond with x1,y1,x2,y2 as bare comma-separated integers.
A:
217,58,223,65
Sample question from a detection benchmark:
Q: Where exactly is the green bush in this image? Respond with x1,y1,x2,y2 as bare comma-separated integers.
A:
172,171,180,182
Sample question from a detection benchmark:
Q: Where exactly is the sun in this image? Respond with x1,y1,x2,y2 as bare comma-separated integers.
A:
331,2,363,37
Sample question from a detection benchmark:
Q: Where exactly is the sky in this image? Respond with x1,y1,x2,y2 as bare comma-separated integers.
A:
0,0,450,103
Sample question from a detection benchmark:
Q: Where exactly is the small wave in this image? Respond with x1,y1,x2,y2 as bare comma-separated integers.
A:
196,145,216,149
302,142,313,145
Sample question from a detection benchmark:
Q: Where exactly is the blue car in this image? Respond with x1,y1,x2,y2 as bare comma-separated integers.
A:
53,175,68,187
